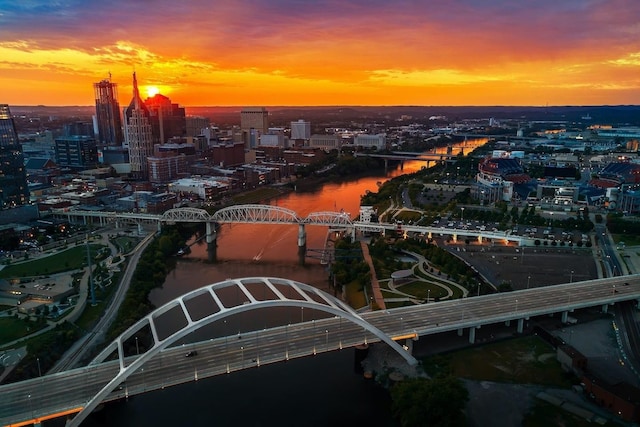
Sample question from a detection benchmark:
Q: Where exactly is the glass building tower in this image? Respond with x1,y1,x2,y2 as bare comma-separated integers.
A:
0,105,29,208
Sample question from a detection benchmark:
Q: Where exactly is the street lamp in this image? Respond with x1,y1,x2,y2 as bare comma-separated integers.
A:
461,207,465,222
427,289,431,303
240,346,244,367
37,357,41,378
325,329,329,352
515,299,519,313
570,270,574,283
527,275,531,289
135,336,139,355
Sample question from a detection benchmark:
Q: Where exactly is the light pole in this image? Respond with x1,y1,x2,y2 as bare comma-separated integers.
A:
515,299,519,313
135,336,139,355
301,307,304,323
325,329,329,352
285,324,289,360
37,357,41,378
461,207,465,222
570,270,574,283
240,346,244,367
527,275,531,289
427,289,431,303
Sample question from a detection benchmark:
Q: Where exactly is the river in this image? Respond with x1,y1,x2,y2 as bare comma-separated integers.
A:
77,138,487,426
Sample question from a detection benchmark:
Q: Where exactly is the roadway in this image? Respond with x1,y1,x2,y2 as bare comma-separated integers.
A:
2,274,639,426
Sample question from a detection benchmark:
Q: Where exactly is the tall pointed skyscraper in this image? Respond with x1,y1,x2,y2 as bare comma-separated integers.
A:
0,105,29,208
94,76,124,146
124,73,154,180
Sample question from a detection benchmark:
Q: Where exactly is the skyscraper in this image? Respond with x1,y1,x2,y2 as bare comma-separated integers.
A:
94,77,124,146
124,73,154,180
240,107,269,149
0,105,29,208
144,94,186,144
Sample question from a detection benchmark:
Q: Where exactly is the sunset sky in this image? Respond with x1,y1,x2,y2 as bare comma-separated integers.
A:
1,0,639,107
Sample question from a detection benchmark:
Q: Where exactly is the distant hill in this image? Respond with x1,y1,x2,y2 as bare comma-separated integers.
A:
10,105,640,127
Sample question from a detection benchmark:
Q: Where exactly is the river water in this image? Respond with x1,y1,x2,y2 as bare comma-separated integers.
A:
77,139,486,426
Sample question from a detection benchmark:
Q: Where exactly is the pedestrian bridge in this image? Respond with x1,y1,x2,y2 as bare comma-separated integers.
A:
1,274,640,427
54,204,527,246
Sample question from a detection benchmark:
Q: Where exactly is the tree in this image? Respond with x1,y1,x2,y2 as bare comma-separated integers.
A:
391,375,469,427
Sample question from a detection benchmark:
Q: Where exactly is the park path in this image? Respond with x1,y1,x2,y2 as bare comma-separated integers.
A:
360,240,386,310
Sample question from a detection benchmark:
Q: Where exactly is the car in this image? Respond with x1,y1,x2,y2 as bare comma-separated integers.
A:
185,350,198,357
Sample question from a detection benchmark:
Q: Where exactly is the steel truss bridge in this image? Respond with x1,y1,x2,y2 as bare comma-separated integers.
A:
53,204,529,246
2,274,640,426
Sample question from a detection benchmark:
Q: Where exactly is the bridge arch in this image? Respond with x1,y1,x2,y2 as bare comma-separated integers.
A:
160,207,212,223
70,278,416,426
304,211,353,226
211,204,301,223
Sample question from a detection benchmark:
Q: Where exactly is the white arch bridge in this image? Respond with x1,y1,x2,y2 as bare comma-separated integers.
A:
2,274,640,426
60,277,417,426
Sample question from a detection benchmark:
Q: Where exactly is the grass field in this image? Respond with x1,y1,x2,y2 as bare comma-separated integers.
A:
0,244,104,278
422,335,575,387
0,317,47,345
112,236,140,253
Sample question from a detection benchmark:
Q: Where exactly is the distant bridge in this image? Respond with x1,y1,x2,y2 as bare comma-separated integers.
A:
52,205,537,266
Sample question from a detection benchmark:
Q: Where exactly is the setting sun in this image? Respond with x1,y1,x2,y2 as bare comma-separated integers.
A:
145,86,160,98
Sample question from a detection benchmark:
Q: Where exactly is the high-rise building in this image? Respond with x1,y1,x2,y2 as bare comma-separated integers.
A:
144,94,186,144
0,105,29,208
124,73,154,180
240,107,269,149
185,116,210,137
94,77,124,146
55,135,98,169
291,119,311,144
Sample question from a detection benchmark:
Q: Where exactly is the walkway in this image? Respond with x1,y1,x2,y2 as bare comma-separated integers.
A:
360,240,386,310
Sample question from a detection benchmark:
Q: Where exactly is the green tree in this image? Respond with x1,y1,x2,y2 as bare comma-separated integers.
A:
391,375,469,427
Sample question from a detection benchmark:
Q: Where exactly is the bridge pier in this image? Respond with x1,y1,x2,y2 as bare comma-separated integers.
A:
561,311,568,323
457,328,463,336
206,221,217,263
601,304,608,314
298,224,306,266
404,338,414,354
384,158,389,172
468,327,476,344
517,318,524,334
137,223,143,235
505,320,511,326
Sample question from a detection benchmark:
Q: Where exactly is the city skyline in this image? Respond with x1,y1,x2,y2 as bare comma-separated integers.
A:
1,1,639,107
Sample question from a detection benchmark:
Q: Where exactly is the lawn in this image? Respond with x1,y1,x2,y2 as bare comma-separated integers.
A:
397,279,455,300
422,335,575,387
0,317,47,346
112,236,140,253
0,244,104,278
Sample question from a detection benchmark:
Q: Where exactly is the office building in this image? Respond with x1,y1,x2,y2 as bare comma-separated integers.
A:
291,119,311,144
0,105,29,208
124,73,154,180
144,94,186,144
54,135,98,169
185,116,210,137
240,107,269,149
93,77,124,146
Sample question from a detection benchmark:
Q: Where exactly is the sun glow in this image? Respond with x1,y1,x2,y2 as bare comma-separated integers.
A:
146,86,160,97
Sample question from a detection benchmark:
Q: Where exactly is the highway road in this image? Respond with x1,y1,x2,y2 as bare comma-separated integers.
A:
1,274,639,426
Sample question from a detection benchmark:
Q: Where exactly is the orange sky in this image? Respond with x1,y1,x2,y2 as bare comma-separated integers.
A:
1,1,639,106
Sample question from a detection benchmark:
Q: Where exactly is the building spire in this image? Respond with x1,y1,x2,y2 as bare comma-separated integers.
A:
132,72,141,108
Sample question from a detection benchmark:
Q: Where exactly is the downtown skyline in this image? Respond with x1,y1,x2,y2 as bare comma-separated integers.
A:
1,0,639,107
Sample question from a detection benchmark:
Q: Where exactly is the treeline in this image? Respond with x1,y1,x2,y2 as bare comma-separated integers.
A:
106,226,188,342
607,213,640,236
4,322,80,383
